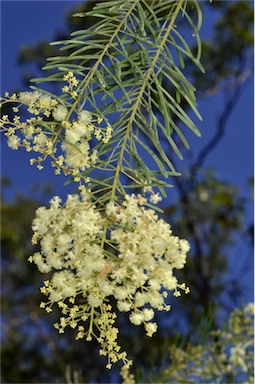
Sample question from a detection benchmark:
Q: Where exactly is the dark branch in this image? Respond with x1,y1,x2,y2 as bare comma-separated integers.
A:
193,82,242,170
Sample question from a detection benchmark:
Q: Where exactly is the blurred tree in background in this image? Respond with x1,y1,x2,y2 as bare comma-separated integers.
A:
1,1,253,382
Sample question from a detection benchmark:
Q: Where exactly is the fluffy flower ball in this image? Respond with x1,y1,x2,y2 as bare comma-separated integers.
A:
52,105,68,121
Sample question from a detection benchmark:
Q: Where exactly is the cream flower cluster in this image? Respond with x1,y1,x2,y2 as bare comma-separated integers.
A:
162,303,254,383
0,73,112,180
29,189,190,369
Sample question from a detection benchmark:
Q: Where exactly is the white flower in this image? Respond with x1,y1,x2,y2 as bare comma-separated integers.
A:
65,120,91,144
38,94,52,110
230,345,248,372
49,196,62,208
147,292,164,308
32,206,51,235
149,192,162,204
148,279,161,291
98,280,114,296
34,132,48,147
114,286,130,300
111,267,128,284
19,91,40,105
134,292,148,307
88,293,103,308
199,189,209,202
117,301,132,312
244,303,254,315
33,252,51,273
62,284,77,298
64,128,81,144
161,273,177,290
90,149,98,164
52,105,68,121
179,238,190,253
49,290,63,302
78,110,92,125
129,312,144,325
145,322,157,336
61,140,91,171
7,135,20,150
143,308,154,321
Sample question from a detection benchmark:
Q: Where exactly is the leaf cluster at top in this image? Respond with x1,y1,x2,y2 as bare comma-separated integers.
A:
31,0,204,201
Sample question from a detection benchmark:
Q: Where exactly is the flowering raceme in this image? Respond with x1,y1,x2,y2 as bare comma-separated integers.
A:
1,69,192,372
160,303,254,383
29,188,190,368
0,72,112,181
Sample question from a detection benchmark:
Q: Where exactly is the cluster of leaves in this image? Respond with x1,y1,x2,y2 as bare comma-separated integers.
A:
24,0,203,201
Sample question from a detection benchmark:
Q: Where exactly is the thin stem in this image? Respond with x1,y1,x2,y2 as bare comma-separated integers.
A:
87,307,95,340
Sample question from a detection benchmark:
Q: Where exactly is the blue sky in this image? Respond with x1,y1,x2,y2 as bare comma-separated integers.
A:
1,1,254,303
